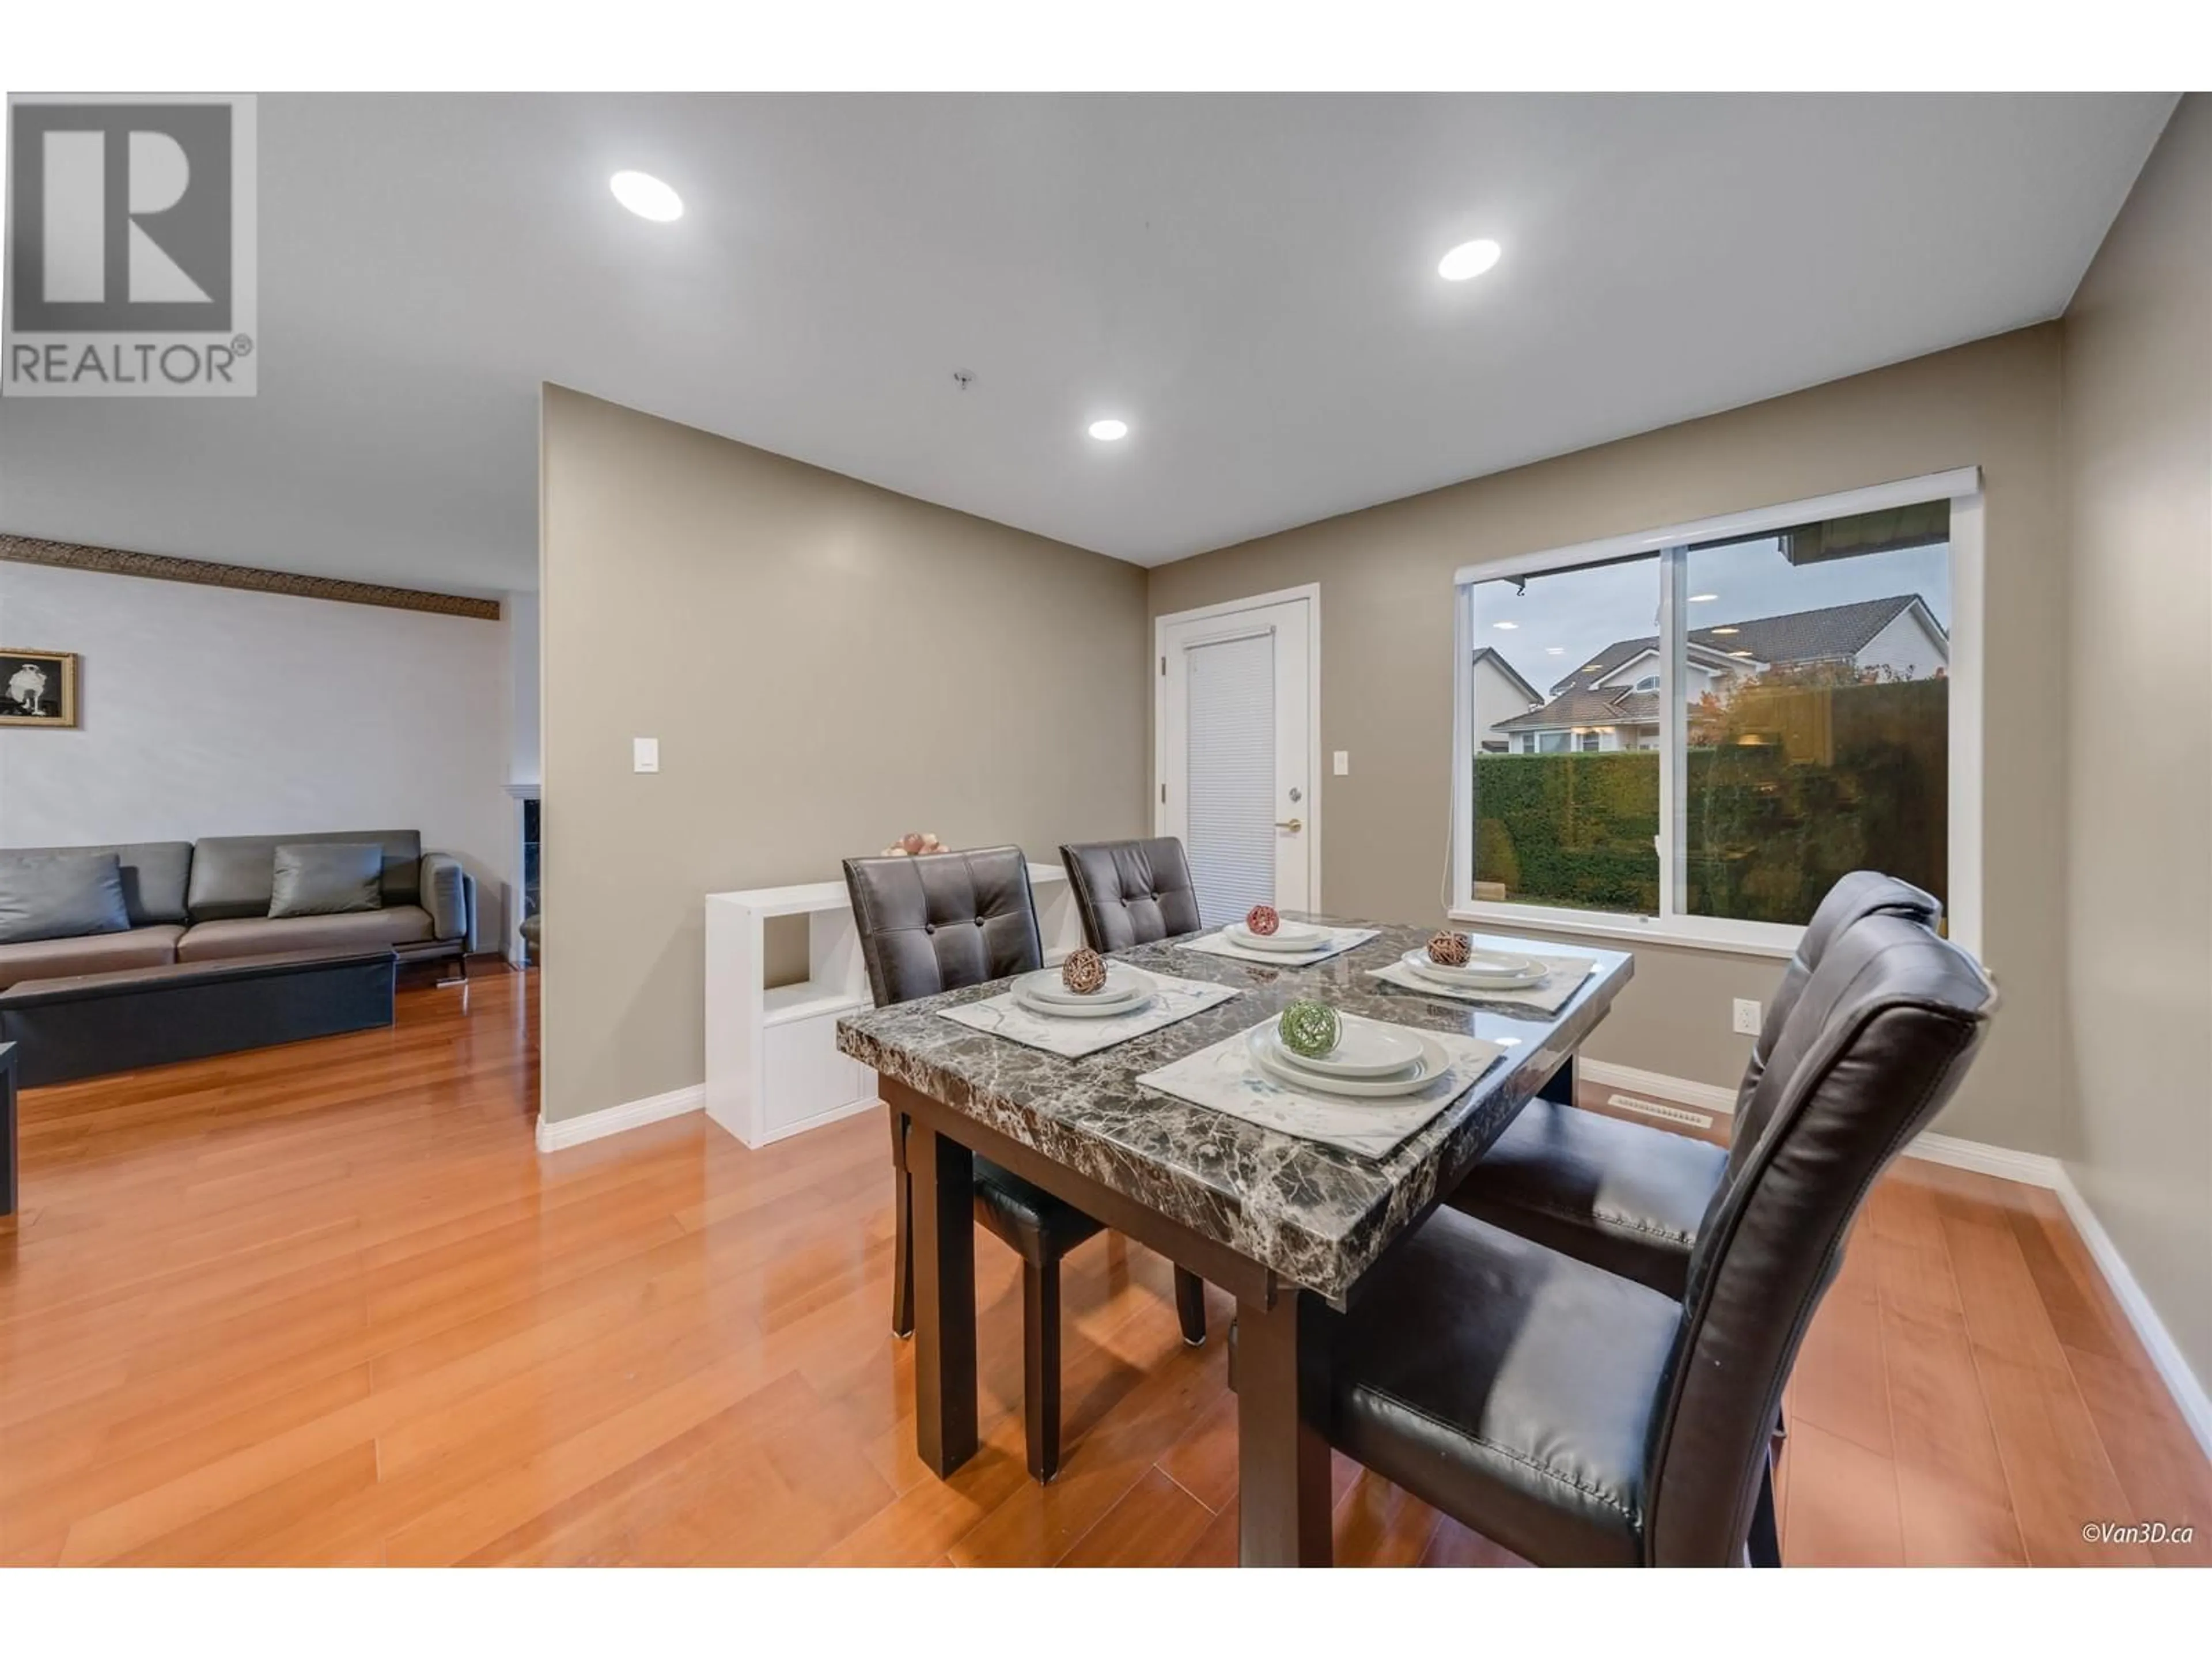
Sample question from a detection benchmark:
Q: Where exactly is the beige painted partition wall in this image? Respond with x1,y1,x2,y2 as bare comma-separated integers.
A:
2061,93,2212,1387
1148,327,2070,1153
540,387,1150,1124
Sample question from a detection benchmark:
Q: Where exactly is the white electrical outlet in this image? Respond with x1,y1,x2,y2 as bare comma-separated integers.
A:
633,736,660,774
1333,751,1350,776
1732,997,1762,1036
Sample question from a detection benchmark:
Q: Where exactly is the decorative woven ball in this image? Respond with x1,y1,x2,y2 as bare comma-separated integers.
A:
1061,947,1108,995
1427,930,1473,968
1278,999,1342,1059
1245,903,1281,937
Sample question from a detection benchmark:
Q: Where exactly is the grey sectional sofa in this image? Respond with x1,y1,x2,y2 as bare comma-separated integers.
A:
0,830,474,991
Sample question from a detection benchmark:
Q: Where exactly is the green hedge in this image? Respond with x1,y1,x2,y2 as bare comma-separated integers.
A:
1474,679,1948,926
1474,751,1660,914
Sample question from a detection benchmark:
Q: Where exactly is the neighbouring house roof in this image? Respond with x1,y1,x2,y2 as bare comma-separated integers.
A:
1468,645,1543,704
1493,688,1652,733
1606,690,1661,724
1692,593,1944,672
1544,594,1940,698
1505,595,1943,734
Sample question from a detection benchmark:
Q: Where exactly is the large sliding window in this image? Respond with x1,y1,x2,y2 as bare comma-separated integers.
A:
1452,469,1982,957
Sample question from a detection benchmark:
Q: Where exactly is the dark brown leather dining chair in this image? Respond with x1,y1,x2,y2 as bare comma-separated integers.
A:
842,844,1205,1484
1445,871,1942,1298
1320,904,1994,1565
1058,838,1205,952
1054,835,1213,1342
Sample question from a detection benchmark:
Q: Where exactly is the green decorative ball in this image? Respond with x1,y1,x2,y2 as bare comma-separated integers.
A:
1278,999,1342,1059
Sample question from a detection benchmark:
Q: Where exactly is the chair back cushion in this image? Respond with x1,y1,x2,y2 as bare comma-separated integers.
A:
1643,911,1993,1564
843,846,1043,1007
1732,872,1941,1149
190,831,421,920
1058,838,1203,952
1,841,193,925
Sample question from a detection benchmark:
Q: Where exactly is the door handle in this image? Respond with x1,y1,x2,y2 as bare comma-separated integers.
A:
1274,818,1304,833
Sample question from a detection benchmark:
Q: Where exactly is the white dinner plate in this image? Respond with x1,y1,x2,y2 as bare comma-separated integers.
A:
1224,922,1329,953
1016,967,1154,1008
1399,949,1550,991
1244,1024,1449,1099
1263,1012,1426,1080
1014,987,1155,1020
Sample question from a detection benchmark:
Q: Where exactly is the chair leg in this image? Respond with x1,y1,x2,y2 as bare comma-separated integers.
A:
1173,1267,1207,1346
1022,1259,1063,1484
1747,1455,1783,1567
889,1111,915,1340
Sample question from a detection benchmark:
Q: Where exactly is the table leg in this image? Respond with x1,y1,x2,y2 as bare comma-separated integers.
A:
1,1046,17,1235
1235,1285,1333,1566
1537,1053,1575,1106
910,1116,977,1476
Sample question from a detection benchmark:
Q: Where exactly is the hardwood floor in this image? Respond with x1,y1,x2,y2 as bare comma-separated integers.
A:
2,968,2205,1566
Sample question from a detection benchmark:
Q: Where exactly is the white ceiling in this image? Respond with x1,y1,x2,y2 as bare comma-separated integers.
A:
0,92,2176,593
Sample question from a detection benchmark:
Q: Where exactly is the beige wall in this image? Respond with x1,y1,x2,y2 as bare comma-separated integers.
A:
1148,327,2071,1151
540,386,1150,1124
2061,94,2212,1385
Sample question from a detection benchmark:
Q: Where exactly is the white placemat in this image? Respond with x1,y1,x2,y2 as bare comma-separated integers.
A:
1366,950,1597,1015
1137,1018,1503,1160
935,972,1240,1058
1176,924,1380,968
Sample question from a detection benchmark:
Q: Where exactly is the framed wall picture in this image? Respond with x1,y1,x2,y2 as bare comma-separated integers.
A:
0,650,78,728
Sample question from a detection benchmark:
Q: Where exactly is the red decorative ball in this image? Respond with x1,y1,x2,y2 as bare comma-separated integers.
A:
1062,947,1108,995
1427,930,1472,967
1246,904,1281,937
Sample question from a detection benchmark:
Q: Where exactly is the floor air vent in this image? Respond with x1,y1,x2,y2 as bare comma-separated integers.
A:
1605,1093,1715,1131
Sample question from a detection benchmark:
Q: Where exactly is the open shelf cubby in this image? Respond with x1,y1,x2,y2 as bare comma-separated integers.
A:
704,863,1081,1147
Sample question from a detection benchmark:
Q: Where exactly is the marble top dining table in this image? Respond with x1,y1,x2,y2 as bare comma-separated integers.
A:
836,914,1634,1566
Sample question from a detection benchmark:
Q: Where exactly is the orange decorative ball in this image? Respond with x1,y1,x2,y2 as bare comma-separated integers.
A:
1427,930,1472,967
1062,947,1108,995
1246,904,1281,937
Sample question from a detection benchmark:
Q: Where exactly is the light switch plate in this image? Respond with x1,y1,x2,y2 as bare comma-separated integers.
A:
1732,997,1762,1036
633,737,660,774
1332,751,1350,776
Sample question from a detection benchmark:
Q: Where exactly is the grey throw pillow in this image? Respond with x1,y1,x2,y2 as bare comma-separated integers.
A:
0,850,132,944
268,842,385,919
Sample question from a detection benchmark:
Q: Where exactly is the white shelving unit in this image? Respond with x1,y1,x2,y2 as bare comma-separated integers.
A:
704,862,1081,1149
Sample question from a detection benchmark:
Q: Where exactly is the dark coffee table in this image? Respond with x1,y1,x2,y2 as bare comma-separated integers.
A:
0,946,398,1088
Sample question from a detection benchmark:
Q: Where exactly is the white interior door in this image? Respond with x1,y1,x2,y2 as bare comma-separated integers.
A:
1157,593,1316,924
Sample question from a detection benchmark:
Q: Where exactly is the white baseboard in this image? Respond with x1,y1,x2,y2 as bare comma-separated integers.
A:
1577,1059,1740,1118
2050,1164,2212,1461
1904,1130,2063,1189
535,1084,703,1152
1575,1058,2212,1461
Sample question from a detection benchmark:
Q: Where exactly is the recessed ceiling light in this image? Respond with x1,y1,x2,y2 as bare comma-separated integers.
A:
1491,620,1518,630
1729,649,1755,658
1088,418,1129,442
611,171,683,222
1546,646,1565,655
1437,238,1502,282
1710,626,1739,636
1688,593,1719,604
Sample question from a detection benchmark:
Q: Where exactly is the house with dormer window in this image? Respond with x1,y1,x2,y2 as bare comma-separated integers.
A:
1487,594,1949,753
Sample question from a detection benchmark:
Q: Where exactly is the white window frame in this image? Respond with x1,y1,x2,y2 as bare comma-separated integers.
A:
1450,467,1983,961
